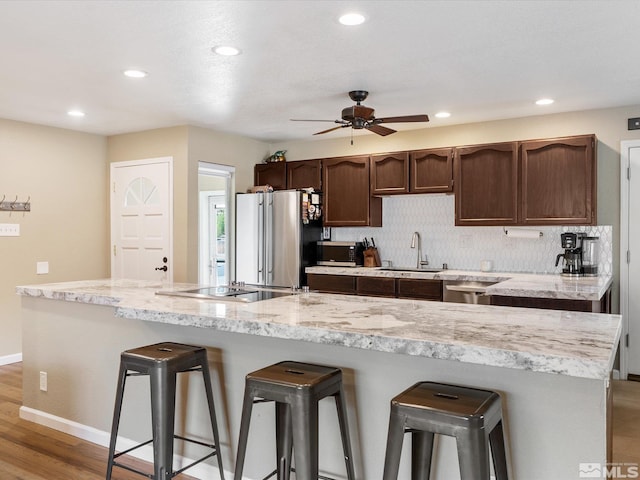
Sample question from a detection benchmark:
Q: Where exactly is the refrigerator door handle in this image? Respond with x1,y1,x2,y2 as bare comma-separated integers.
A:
265,192,274,285
257,192,265,284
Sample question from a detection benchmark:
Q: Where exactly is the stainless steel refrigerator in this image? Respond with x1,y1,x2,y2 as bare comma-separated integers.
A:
235,190,322,288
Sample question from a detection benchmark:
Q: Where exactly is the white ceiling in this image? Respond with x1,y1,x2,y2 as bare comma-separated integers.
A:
1,0,639,143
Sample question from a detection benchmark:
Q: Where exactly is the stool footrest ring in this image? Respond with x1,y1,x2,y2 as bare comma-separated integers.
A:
111,435,218,479
260,466,340,480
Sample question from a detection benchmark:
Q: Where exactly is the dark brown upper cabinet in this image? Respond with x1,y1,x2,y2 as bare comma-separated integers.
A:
454,142,519,226
323,156,382,227
370,152,410,195
254,162,286,190
520,135,596,225
370,148,454,195
410,147,454,193
286,159,322,190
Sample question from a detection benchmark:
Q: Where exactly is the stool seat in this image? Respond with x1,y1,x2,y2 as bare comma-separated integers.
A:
106,342,225,480
383,381,509,480
234,361,356,480
246,361,343,393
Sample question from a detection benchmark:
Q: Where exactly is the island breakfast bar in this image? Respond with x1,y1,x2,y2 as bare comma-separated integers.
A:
18,279,621,480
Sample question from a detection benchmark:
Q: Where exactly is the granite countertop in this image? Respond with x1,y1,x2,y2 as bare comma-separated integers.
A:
17,279,621,380
306,266,613,301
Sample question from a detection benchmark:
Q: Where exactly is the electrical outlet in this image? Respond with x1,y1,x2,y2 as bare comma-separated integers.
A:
39,371,47,392
0,223,20,236
36,261,49,275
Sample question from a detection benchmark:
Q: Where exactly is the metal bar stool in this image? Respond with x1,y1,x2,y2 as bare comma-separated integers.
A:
105,342,225,480
234,361,356,480
382,381,509,480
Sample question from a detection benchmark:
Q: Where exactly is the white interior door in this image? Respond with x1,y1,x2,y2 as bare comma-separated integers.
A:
621,141,640,376
111,158,173,281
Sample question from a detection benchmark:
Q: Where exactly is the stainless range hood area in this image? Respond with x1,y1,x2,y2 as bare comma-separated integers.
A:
156,284,304,303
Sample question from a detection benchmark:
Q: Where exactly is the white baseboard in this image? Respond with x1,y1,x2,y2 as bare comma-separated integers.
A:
0,352,22,366
19,406,234,479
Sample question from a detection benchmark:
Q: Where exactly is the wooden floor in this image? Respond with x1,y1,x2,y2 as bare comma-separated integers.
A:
0,363,196,479
1,362,639,478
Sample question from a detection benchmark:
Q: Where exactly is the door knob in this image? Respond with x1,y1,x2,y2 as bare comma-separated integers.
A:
155,265,168,272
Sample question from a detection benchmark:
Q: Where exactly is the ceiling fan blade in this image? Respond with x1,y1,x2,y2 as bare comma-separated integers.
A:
376,114,430,124
366,124,396,136
314,125,349,135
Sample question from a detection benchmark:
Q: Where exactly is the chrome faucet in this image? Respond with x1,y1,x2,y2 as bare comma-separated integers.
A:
411,232,429,269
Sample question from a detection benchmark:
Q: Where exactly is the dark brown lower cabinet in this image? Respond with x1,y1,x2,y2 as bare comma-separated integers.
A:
307,274,356,295
309,274,442,301
396,278,443,301
490,287,611,313
308,273,607,312
356,277,396,297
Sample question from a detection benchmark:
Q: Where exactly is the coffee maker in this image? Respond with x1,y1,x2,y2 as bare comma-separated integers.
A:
555,232,585,276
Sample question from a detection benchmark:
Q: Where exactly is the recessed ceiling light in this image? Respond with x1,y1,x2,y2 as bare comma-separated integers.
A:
213,45,241,56
535,98,554,106
123,69,148,78
339,13,365,26
67,110,85,117
435,111,451,118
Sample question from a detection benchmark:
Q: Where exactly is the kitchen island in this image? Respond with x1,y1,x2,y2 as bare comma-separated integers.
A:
18,279,620,480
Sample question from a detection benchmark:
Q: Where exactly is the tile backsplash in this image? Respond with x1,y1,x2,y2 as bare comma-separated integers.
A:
332,194,612,275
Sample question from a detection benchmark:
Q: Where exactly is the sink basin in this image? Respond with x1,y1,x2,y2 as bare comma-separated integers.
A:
380,267,443,273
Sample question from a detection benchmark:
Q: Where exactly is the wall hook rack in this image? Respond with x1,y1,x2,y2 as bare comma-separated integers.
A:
0,195,31,212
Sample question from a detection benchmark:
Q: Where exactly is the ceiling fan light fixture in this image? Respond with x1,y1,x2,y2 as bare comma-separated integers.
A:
339,13,365,26
435,111,451,118
535,98,554,106
213,45,241,56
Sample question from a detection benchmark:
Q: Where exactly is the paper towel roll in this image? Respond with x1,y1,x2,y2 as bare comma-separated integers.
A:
505,229,542,239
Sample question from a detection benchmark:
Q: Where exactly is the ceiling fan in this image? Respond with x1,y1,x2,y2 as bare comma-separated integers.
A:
291,90,429,137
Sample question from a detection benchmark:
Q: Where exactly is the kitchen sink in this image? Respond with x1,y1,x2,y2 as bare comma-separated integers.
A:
379,266,443,273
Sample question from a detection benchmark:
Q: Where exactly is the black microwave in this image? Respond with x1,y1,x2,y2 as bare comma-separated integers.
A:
316,241,365,267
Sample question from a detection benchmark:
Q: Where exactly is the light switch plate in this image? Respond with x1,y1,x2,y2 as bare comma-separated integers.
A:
36,261,49,275
0,223,20,236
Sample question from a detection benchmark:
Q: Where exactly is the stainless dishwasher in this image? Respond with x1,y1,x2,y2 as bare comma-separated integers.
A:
443,280,497,305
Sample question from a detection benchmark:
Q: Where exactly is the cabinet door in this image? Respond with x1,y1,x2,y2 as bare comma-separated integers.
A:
254,163,286,190
396,279,442,301
454,142,519,226
323,156,382,227
520,135,596,225
370,152,409,195
307,274,356,294
410,148,454,193
287,159,322,190
356,276,396,297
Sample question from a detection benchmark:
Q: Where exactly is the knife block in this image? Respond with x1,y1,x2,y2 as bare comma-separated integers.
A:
363,247,381,267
